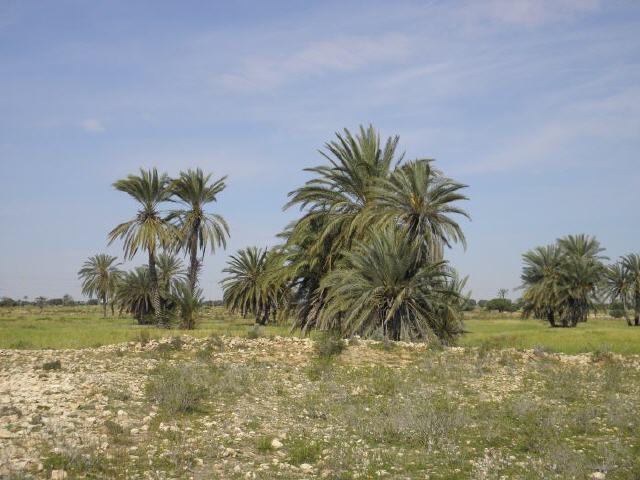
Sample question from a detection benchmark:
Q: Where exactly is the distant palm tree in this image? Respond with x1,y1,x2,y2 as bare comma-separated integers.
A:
604,262,632,325
319,228,463,343
78,254,122,318
521,235,605,327
221,247,269,324
521,245,563,326
108,168,175,326
35,296,47,312
169,168,229,294
605,254,640,326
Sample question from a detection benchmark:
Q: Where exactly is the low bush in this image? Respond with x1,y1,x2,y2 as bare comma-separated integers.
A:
146,364,208,414
313,332,346,358
247,325,262,339
42,360,62,371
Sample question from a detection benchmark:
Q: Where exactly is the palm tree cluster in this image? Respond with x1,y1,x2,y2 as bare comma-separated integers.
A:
221,125,470,343
78,168,228,328
520,234,640,328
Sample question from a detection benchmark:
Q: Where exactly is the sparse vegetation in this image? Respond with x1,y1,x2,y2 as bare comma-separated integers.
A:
42,359,61,371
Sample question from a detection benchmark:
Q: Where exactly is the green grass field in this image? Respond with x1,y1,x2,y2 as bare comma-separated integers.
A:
1,305,639,353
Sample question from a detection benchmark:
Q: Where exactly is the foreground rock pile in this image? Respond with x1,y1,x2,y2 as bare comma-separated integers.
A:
0,337,637,479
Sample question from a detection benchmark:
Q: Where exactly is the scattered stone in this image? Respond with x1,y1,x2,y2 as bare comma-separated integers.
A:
271,438,283,449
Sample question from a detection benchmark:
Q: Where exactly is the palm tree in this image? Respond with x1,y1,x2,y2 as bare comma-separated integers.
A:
221,247,269,324
285,125,400,269
169,169,229,294
156,252,186,296
621,254,640,326
108,168,175,327
283,126,402,330
557,234,606,261
77,254,122,318
172,281,203,329
115,267,153,324
604,262,632,325
605,254,640,326
318,228,463,343
558,254,603,326
521,245,563,327
368,159,469,261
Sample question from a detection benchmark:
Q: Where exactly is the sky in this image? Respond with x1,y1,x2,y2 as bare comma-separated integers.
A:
0,0,639,301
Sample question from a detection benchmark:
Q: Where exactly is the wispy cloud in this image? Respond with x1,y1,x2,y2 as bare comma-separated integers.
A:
79,118,105,133
465,0,601,27
217,33,410,92
455,87,640,175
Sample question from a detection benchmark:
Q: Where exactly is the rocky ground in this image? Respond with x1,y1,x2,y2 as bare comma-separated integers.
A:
1,336,639,479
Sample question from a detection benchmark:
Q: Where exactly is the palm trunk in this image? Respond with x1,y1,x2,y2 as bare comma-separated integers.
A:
148,250,166,327
547,310,556,327
102,295,107,318
188,234,199,294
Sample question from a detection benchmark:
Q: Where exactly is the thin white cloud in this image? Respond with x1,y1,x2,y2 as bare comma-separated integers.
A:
217,33,410,92
79,118,105,133
455,87,640,175
467,0,600,27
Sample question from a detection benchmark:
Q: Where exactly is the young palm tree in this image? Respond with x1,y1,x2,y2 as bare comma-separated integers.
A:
169,169,229,294
221,247,269,324
172,281,203,329
319,228,463,343
156,252,186,296
77,254,122,318
108,168,174,326
115,267,153,324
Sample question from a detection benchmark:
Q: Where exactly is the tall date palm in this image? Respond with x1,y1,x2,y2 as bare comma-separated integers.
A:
169,168,229,294
108,168,174,326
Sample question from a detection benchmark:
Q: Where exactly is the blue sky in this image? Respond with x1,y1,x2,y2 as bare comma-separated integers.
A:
1,0,639,301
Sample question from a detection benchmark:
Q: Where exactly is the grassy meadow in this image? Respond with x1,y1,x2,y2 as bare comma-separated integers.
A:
1,305,639,353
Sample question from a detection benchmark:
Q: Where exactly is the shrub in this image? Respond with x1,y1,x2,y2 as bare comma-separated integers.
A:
609,306,625,318
313,332,346,358
255,435,274,452
43,360,62,371
136,330,151,345
287,437,321,465
146,364,208,414
247,325,263,339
